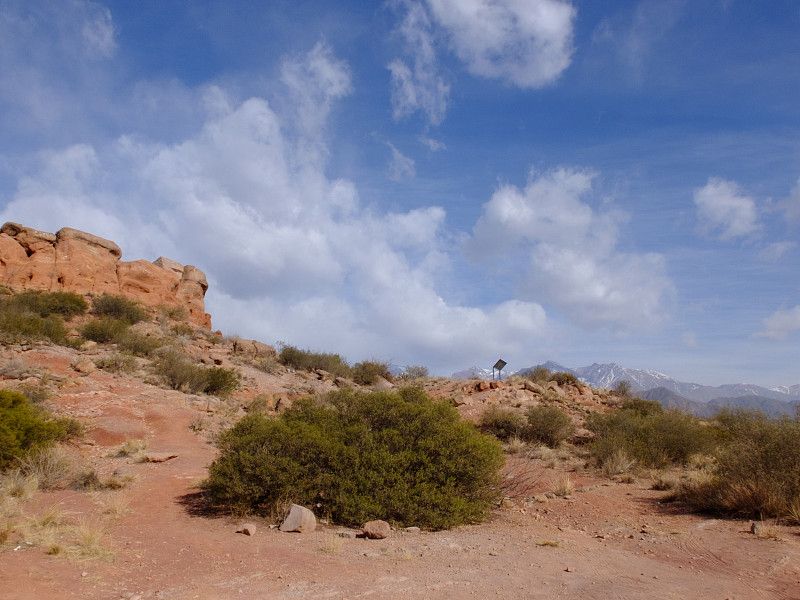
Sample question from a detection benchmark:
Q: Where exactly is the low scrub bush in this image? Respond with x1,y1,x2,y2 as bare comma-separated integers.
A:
94,353,138,374
81,318,129,344
518,366,552,383
398,365,429,380
523,405,576,448
480,406,526,441
552,371,579,386
351,360,391,386
674,410,800,519
0,301,74,346
278,344,351,378
152,350,239,396
586,404,715,470
0,390,80,471
116,331,161,356
91,294,149,324
5,291,87,320
205,387,504,529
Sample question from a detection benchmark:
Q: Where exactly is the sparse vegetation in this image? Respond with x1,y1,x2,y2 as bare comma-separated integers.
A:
481,406,526,441
552,371,579,386
205,387,504,530
278,344,351,378
586,400,715,470
518,365,552,384
81,318,129,343
673,410,800,519
399,365,429,380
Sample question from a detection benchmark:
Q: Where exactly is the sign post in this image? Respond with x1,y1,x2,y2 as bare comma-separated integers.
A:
492,359,507,381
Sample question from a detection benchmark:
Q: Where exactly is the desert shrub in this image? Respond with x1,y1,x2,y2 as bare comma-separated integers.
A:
278,344,351,378
619,397,663,416
0,300,74,346
480,406,526,441
170,323,195,337
152,350,239,396
94,353,138,374
552,371,579,386
81,318,129,344
0,390,79,471
158,304,188,321
203,367,240,398
17,446,77,490
91,294,149,324
6,291,87,320
17,383,51,403
205,387,504,530
675,410,800,518
152,350,208,394
116,331,161,356
398,365,429,380
613,380,634,398
522,405,576,448
351,360,391,386
586,405,714,470
518,366,551,383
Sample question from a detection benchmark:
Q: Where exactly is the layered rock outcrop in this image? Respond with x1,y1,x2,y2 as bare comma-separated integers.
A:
0,222,212,329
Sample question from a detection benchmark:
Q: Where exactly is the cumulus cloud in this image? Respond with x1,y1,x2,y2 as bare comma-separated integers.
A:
465,168,673,332
0,41,548,373
756,306,800,340
694,177,761,241
425,0,576,88
388,0,450,126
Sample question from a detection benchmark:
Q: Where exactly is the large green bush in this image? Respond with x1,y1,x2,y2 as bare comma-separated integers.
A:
675,410,800,518
205,387,504,529
586,403,715,469
0,390,79,470
351,360,391,385
6,291,87,319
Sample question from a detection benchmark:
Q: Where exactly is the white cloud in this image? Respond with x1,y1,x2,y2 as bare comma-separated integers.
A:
425,0,576,88
388,1,450,126
0,42,549,373
386,142,416,181
80,2,116,59
758,241,795,262
756,306,800,340
693,177,761,241
465,168,673,332
418,135,446,151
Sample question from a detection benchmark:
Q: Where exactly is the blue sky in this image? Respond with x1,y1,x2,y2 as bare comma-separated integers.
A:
1,0,799,387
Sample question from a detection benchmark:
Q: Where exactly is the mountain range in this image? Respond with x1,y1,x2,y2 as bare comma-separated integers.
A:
451,361,800,418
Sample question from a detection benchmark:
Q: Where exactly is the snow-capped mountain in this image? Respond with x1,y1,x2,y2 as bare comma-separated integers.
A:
453,360,799,405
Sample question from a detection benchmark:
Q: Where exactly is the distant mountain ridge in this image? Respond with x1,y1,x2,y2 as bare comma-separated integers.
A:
451,360,799,416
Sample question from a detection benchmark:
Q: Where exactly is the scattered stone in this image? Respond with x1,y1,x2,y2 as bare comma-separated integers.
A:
238,523,257,536
404,527,421,534
144,452,178,463
564,567,574,573
338,531,357,539
72,358,95,375
363,520,391,539
279,504,317,533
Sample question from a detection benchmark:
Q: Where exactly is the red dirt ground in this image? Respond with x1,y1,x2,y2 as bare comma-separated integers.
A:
1,344,799,600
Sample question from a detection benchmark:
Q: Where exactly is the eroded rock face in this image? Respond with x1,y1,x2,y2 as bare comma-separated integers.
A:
0,222,212,329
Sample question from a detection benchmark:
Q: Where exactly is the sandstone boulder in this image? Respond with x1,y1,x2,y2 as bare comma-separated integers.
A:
363,520,391,539
279,504,317,533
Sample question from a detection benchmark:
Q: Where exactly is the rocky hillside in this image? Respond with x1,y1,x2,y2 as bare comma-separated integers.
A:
0,222,211,329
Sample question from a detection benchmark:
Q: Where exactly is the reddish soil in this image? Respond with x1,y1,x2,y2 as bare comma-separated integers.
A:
2,344,799,600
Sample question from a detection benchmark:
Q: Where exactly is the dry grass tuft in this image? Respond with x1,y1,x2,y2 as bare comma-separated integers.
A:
551,474,574,497
319,534,346,554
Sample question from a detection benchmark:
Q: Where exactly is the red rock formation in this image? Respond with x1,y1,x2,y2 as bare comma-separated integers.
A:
0,222,212,329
